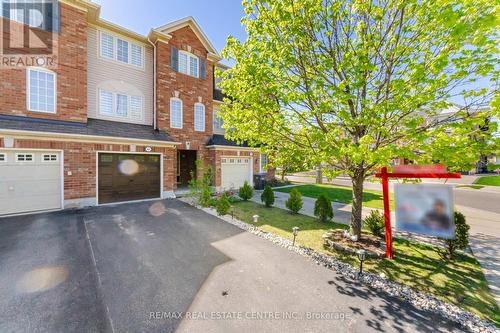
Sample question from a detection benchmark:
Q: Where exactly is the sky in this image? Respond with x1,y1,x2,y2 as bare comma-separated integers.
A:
93,0,246,65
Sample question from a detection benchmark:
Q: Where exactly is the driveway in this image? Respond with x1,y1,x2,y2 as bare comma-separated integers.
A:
0,200,467,332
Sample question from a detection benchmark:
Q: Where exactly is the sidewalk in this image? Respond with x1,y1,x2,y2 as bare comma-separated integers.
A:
252,190,500,306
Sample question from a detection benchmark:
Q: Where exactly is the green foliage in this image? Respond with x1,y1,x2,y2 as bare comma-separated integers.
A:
313,194,333,223
439,211,470,260
363,210,385,238
285,188,303,214
261,185,275,207
487,164,500,172
188,163,214,207
216,193,231,216
219,0,499,237
238,181,254,201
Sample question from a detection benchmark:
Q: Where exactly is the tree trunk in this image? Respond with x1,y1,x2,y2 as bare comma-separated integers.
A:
350,172,364,239
281,167,286,181
316,165,323,184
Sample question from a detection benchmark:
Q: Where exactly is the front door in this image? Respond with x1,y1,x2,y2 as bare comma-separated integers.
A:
98,153,161,204
178,150,197,186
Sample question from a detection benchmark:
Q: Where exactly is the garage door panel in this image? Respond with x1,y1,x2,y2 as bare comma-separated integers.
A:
221,157,252,190
0,151,62,216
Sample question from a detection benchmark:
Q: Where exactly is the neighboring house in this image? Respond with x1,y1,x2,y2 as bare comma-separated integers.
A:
0,0,273,216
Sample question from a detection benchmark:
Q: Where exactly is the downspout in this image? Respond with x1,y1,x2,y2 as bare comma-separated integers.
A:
148,36,157,130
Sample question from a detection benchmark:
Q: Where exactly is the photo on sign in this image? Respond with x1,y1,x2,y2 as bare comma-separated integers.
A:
395,184,455,239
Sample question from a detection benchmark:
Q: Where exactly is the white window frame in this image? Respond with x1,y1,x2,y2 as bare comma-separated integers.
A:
260,153,268,173
0,153,6,162
170,98,183,129
213,109,224,134
194,103,205,132
41,153,58,162
100,31,115,59
16,153,34,163
178,50,199,78
27,67,57,114
98,89,144,121
98,30,144,69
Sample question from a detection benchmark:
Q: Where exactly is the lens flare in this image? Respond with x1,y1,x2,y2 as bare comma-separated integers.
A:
149,201,167,217
16,266,68,293
118,159,140,176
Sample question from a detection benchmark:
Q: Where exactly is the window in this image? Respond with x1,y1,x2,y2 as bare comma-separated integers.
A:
194,103,205,132
99,31,143,68
170,98,183,129
27,68,56,113
100,32,114,59
0,153,6,162
99,89,143,120
213,111,224,132
260,154,268,172
117,39,129,63
16,153,33,162
178,51,199,77
42,154,58,162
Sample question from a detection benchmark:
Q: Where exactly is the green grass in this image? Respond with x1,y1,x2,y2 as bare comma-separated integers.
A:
456,185,485,190
276,184,394,210
476,176,500,186
233,201,500,326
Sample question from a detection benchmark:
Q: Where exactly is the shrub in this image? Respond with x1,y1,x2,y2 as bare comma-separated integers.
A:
238,181,254,201
363,210,385,238
261,185,275,207
314,194,333,223
188,165,214,206
216,193,231,216
439,211,470,260
199,185,212,208
285,188,303,214
487,164,500,173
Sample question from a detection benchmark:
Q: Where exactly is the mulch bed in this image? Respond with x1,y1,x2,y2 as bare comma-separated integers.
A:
323,229,385,258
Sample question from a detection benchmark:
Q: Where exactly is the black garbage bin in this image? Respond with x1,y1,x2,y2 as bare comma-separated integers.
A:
254,173,267,190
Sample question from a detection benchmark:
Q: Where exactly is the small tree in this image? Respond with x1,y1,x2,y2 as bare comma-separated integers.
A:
261,185,275,207
285,188,303,214
238,181,254,201
314,194,333,223
439,211,470,260
216,193,231,216
363,210,385,238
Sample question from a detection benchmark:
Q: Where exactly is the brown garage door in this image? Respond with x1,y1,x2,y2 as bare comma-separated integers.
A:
98,153,161,204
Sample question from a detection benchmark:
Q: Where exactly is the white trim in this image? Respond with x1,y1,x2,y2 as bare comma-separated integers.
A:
170,97,183,129
95,151,163,205
98,29,146,71
0,129,179,146
15,152,35,162
206,145,258,151
26,67,57,114
194,102,205,132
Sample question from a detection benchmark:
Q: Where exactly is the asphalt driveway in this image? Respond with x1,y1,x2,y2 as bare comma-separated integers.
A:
0,200,467,332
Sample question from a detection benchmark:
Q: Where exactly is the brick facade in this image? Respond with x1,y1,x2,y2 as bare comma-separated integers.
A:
0,3,88,123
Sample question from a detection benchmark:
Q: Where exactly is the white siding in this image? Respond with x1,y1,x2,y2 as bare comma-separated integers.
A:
87,27,154,126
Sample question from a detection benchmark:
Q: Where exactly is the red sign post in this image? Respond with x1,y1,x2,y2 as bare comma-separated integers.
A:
375,165,461,259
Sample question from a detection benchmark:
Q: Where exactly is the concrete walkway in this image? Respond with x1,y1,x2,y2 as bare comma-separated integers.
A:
253,189,500,307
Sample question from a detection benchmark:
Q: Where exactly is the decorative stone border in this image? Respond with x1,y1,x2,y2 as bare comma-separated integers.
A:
180,198,499,333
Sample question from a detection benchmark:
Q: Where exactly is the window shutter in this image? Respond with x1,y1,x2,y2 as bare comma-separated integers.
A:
171,47,178,71
200,57,206,80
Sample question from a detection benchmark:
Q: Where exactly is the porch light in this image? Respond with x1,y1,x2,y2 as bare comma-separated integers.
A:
253,215,259,223
357,249,366,277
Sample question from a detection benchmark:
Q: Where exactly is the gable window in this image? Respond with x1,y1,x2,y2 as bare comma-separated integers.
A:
194,103,205,132
42,154,58,162
179,51,199,78
99,89,143,120
99,31,143,68
27,67,56,113
170,98,183,129
260,154,268,172
16,153,33,162
0,153,6,162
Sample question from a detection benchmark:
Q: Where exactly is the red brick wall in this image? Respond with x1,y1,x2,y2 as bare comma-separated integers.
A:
1,139,176,200
156,26,215,150
0,3,88,122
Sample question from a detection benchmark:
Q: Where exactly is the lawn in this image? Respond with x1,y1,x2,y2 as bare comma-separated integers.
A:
276,184,394,210
476,176,500,186
232,201,500,326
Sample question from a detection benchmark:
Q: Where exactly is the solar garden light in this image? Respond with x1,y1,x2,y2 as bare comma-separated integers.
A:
253,215,259,223
292,226,300,246
357,249,366,277
231,205,235,220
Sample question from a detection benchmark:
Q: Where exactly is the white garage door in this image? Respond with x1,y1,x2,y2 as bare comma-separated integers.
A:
0,150,62,216
221,157,252,190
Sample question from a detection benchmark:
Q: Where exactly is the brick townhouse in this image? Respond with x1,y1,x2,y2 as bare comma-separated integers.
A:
0,0,273,216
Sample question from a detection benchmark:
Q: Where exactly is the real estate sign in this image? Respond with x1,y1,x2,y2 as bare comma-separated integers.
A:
395,184,455,239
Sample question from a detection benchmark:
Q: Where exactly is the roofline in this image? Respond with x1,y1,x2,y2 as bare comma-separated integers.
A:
0,129,180,147
206,145,258,151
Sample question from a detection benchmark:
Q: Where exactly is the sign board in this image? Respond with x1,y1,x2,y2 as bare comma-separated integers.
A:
395,184,455,239
393,164,447,174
